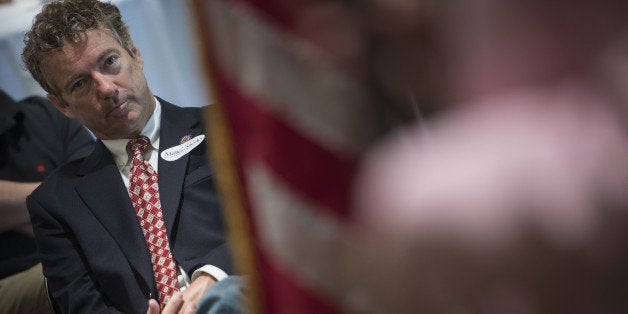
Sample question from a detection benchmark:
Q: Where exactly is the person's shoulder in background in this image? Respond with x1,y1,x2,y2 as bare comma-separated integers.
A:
2,90,95,179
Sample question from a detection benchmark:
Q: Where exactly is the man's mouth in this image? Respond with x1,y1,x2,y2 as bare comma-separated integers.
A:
107,101,128,117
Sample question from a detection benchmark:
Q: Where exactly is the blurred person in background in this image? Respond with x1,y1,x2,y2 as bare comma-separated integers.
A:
0,88,94,314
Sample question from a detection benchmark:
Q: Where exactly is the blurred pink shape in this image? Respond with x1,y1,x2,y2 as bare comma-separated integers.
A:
354,84,628,248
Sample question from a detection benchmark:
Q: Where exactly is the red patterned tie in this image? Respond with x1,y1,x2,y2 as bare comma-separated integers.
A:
127,136,179,306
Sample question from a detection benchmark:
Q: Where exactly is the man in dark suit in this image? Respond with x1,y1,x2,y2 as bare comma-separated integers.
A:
21,0,232,313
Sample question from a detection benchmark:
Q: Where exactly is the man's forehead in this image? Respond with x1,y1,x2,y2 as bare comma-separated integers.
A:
61,29,116,57
41,29,120,88
47,29,118,56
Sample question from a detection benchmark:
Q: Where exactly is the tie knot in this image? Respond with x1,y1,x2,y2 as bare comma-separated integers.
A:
127,135,151,158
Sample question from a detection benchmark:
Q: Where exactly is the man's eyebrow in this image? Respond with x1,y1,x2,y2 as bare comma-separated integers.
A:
62,48,121,92
98,48,121,63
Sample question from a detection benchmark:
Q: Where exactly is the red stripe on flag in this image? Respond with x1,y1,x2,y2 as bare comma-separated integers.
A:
259,254,342,314
215,70,357,219
231,0,310,29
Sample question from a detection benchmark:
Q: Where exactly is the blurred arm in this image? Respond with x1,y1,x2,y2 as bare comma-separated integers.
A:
0,180,39,235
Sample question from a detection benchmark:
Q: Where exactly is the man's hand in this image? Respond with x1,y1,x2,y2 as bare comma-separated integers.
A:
146,293,196,314
181,273,216,312
145,274,216,314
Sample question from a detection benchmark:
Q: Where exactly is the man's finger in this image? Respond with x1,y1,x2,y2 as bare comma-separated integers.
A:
179,301,197,314
146,299,161,314
161,293,185,314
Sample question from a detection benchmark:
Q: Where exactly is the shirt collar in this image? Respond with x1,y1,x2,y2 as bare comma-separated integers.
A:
102,97,162,168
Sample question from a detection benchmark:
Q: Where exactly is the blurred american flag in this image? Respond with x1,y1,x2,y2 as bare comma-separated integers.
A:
193,1,385,313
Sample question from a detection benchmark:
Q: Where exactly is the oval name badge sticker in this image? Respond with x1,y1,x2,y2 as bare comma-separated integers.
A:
161,134,205,161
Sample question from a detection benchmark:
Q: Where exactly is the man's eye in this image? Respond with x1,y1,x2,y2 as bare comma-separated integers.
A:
71,80,84,91
105,56,118,66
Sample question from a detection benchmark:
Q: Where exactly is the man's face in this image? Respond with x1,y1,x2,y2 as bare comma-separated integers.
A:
43,28,154,140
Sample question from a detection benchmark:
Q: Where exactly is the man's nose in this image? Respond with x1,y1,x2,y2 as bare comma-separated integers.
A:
93,72,117,99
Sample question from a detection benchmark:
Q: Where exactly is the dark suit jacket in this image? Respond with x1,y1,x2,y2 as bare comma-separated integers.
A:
27,99,232,313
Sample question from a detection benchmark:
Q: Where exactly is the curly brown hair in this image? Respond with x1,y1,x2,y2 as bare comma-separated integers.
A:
22,0,132,94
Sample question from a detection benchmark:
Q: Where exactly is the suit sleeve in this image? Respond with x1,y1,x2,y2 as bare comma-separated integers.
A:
176,159,234,277
27,195,126,314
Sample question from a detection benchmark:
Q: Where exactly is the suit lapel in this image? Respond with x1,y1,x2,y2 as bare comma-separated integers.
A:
157,100,203,237
74,142,155,289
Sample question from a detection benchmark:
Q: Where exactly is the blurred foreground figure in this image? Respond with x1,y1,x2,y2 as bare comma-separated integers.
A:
198,0,628,313
354,0,628,313
355,100,628,313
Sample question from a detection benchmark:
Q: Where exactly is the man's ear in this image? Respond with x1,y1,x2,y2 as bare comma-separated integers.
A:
130,41,144,68
47,93,75,119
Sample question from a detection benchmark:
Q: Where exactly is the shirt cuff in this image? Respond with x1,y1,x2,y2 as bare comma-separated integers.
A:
192,265,228,282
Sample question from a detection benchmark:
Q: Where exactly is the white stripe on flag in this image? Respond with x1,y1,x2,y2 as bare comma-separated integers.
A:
208,0,380,156
246,162,391,313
